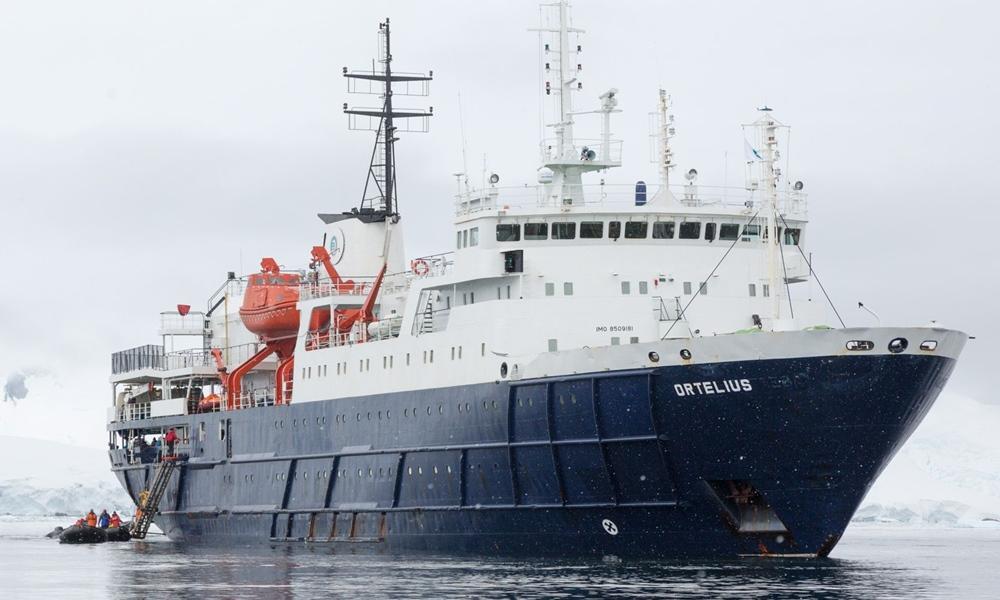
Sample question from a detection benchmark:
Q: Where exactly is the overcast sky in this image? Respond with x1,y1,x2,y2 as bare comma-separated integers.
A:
1,0,997,447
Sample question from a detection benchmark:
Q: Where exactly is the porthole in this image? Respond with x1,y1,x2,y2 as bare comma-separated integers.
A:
446,465,452,474
368,468,373,477
316,417,321,425
386,410,391,419
500,362,509,378
888,338,908,354
378,410,383,420
648,351,660,362
491,399,497,409
358,468,363,477
846,340,875,351
322,417,327,425
274,420,279,429
367,412,372,421
404,408,410,417
483,400,488,410
280,420,285,428
465,402,470,412
433,466,439,474
303,472,308,480
418,467,423,475
356,413,361,422
438,404,444,415
379,467,384,477
426,406,432,416
920,340,938,351
408,467,413,476
680,349,692,360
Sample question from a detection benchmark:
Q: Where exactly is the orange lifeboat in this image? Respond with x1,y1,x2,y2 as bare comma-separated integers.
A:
239,258,300,357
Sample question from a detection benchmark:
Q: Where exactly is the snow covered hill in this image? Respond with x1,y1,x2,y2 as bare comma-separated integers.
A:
0,436,132,516
856,392,1000,526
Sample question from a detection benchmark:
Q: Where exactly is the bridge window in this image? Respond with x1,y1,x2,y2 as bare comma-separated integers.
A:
552,222,576,239
548,339,558,351
496,224,520,242
580,221,603,238
609,221,621,240
679,222,701,239
563,282,574,295
469,227,479,246
621,281,631,295
456,231,462,249
545,282,555,296
624,222,648,239
742,224,761,241
524,223,548,240
638,281,648,295
652,221,675,239
683,282,693,295
784,228,801,245
749,283,757,297
705,223,717,241
720,223,740,241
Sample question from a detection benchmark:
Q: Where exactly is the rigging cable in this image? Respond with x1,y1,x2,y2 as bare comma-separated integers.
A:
778,213,845,328
662,210,760,339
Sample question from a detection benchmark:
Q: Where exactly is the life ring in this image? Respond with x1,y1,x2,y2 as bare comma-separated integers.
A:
411,259,430,276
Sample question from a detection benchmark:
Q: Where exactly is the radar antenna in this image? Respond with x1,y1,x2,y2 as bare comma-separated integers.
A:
343,19,432,221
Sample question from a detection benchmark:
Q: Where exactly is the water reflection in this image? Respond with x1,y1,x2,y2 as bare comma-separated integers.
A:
105,541,943,600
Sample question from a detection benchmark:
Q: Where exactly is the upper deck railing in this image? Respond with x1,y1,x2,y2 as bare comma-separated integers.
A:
454,183,808,218
299,252,456,301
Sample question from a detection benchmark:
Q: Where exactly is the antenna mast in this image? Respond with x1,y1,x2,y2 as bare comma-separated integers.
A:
744,107,787,328
343,19,432,220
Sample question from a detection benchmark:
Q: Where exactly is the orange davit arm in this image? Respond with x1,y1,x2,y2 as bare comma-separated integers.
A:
310,246,345,286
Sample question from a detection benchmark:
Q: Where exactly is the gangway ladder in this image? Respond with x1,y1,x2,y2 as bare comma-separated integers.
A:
130,460,178,539
419,296,435,334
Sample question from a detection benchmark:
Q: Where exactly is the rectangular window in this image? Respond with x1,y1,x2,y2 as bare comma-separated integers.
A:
545,282,555,296
679,221,701,239
406,353,410,366
506,285,511,299
784,228,801,245
548,339,558,352
497,287,502,300
683,281,692,295
458,346,462,359
462,293,467,305
580,221,603,238
524,223,548,240
638,281,648,295
630,336,639,344
742,224,761,241
624,222,648,239
608,221,621,239
652,221,675,239
621,281,631,295
469,227,479,246
611,337,620,346
456,231,463,249
496,224,520,241
463,229,469,248
700,282,708,295
720,223,740,241
451,347,455,360
564,282,574,295
705,223,717,241
481,342,485,356
470,292,475,304
552,222,576,239
429,350,434,363
749,283,757,297
763,284,770,297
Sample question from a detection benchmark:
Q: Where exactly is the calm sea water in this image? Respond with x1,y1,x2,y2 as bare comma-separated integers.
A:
1,518,997,599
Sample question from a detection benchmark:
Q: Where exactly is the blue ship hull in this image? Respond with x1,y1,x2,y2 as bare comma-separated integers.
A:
110,352,955,558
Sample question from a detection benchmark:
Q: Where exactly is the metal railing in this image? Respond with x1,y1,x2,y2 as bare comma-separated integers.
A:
540,138,624,164
112,342,261,375
454,183,808,217
654,296,683,322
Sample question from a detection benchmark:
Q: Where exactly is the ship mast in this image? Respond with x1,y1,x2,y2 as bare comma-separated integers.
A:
532,1,620,205
343,19,432,220
745,108,786,328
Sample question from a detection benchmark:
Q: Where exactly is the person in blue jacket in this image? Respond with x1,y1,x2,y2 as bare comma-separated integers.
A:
98,509,110,529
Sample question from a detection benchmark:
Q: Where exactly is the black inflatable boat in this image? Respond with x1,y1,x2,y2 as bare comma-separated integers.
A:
58,524,132,544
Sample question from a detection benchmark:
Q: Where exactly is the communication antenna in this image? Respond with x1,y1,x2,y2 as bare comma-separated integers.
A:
457,91,471,196
343,19,433,220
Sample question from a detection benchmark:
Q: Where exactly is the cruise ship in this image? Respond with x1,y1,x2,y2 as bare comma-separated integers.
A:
106,3,966,557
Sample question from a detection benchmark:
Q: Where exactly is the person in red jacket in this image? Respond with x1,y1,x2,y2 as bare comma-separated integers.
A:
164,428,178,458
85,509,97,528
109,511,122,528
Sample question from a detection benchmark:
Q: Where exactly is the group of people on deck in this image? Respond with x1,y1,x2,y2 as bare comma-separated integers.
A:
76,509,122,529
128,427,180,464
